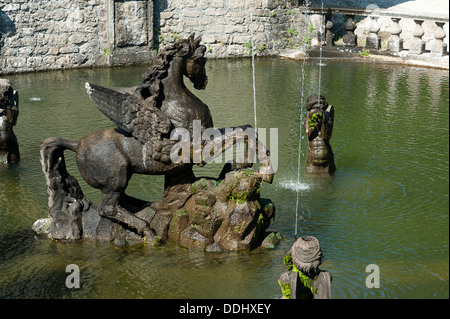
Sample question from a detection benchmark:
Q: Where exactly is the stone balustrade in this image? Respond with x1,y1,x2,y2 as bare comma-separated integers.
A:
304,6,449,56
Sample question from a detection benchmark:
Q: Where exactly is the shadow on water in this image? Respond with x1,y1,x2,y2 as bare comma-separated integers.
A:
0,229,37,263
0,230,68,299
0,266,68,299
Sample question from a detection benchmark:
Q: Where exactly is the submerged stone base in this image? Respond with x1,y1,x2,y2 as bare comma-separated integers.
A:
33,168,278,251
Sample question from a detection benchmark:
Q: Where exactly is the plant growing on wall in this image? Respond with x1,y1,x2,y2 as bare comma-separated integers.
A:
280,28,300,49
302,21,314,48
244,41,253,54
170,31,180,42
102,48,112,56
358,48,371,58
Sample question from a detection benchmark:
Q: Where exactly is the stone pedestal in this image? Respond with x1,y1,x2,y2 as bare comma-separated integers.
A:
33,167,278,251
409,19,425,55
325,9,334,47
325,20,334,47
388,17,404,53
366,16,381,50
430,21,447,56
342,15,357,47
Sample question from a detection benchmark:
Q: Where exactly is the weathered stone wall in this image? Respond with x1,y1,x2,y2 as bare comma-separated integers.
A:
0,0,109,74
0,0,155,75
1,0,448,74
1,0,310,74
154,0,307,58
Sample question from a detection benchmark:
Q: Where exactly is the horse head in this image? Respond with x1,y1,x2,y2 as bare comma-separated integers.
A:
181,33,208,90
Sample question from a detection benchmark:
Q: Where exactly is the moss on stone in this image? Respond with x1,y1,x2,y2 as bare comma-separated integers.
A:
278,279,291,299
228,190,250,204
282,252,315,296
192,178,210,194
171,210,188,233
241,169,255,176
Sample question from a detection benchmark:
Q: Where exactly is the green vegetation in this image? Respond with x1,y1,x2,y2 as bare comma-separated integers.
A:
358,48,371,58
171,210,188,233
286,28,298,37
241,169,255,177
278,279,291,299
307,112,323,130
279,253,315,299
170,31,181,42
191,178,208,194
102,48,112,56
280,28,300,49
158,29,164,44
302,22,314,48
244,41,253,54
229,191,249,204
257,44,265,54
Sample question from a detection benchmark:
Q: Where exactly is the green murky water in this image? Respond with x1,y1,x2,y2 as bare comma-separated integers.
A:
0,57,448,299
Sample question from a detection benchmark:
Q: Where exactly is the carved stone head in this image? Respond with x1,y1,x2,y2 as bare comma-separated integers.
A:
183,34,208,90
0,79,19,130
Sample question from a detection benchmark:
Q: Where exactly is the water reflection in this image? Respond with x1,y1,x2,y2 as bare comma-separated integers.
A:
0,58,448,299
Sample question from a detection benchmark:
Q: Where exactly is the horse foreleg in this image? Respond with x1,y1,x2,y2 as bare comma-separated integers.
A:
202,125,274,183
98,191,156,238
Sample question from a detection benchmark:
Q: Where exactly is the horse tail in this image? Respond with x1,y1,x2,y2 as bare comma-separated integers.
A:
40,137,78,175
40,137,90,240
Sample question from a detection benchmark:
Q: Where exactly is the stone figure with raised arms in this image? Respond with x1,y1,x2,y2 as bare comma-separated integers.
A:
0,79,19,164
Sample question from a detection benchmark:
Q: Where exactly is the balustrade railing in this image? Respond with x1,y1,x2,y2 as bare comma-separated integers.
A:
303,6,448,57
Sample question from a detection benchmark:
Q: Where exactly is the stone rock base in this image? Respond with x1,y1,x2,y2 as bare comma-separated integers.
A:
33,168,278,251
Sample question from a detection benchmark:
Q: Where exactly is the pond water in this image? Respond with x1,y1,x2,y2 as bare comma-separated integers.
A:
0,57,448,299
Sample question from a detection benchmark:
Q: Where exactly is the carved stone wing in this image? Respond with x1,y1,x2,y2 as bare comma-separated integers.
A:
85,82,172,143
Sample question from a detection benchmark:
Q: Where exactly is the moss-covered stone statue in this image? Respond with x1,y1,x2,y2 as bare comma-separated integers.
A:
32,34,277,251
278,236,332,299
0,79,19,164
304,94,335,175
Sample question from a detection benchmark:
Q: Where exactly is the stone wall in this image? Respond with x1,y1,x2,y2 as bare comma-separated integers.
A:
1,0,310,74
154,0,307,58
1,0,108,74
0,0,155,75
1,0,448,75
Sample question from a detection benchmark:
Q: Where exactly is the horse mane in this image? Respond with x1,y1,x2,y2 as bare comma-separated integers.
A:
139,34,205,106
130,34,205,142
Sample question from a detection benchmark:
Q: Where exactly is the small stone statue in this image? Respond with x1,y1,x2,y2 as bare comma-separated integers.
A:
278,236,332,299
0,79,19,164
304,94,335,174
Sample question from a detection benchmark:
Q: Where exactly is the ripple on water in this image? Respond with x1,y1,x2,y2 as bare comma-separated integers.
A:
1,59,448,299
